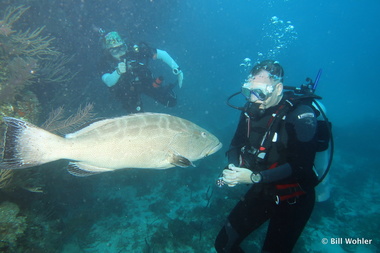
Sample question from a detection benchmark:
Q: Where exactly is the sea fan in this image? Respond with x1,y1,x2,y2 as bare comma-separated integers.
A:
41,103,96,135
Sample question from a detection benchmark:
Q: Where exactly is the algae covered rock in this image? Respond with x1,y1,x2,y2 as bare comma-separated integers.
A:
0,201,27,245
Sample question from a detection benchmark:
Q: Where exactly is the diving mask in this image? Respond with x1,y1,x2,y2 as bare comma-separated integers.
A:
241,82,274,101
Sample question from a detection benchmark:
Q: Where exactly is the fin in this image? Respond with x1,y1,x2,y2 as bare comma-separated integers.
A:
65,113,176,139
67,162,114,177
65,118,116,139
169,154,195,168
1,117,29,168
1,117,62,169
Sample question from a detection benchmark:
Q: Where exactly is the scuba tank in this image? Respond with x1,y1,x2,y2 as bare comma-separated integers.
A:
313,100,331,202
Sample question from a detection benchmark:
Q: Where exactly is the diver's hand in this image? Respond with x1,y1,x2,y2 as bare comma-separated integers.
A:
117,61,127,74
222,164,254,187
173,68,183,88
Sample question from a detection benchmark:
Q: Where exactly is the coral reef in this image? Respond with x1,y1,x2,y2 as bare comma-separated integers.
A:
0,201,27,248
0,90,40,123
0,5,78,195
0,5,74,115
0,170,13,190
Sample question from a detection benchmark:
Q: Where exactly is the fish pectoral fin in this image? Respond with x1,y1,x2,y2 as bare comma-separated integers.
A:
67,162,115,177
169,154,195,168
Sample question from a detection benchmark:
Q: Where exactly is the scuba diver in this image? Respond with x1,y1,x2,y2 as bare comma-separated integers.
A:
99,30,184,113
215,60,332,253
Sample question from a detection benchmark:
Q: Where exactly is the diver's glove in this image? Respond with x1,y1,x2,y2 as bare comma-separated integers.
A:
117,61,127,75
173,67,184,88
222,164,259,187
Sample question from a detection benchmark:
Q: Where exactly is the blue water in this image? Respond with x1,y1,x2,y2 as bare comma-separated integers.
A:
0,0,379,252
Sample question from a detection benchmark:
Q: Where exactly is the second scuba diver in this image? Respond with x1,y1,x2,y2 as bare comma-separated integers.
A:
100,31,184,113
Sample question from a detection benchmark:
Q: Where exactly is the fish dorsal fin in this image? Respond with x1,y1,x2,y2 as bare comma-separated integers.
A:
67,162,114,177
65,113,173,139
169,153,195,168
65,118,119,139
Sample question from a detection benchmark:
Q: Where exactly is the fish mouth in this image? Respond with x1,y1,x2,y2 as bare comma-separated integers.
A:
205,142,223,156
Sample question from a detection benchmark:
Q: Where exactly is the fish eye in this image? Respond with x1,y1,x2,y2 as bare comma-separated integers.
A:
201,132,207,138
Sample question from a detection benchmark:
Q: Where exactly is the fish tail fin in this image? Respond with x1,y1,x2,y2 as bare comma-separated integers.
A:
1,117,65,169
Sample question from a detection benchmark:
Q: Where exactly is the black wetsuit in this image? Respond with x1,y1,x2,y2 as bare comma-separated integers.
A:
215,95,319,253
101,42,176,113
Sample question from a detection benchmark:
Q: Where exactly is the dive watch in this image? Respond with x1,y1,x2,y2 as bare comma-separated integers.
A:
250,172,262,183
